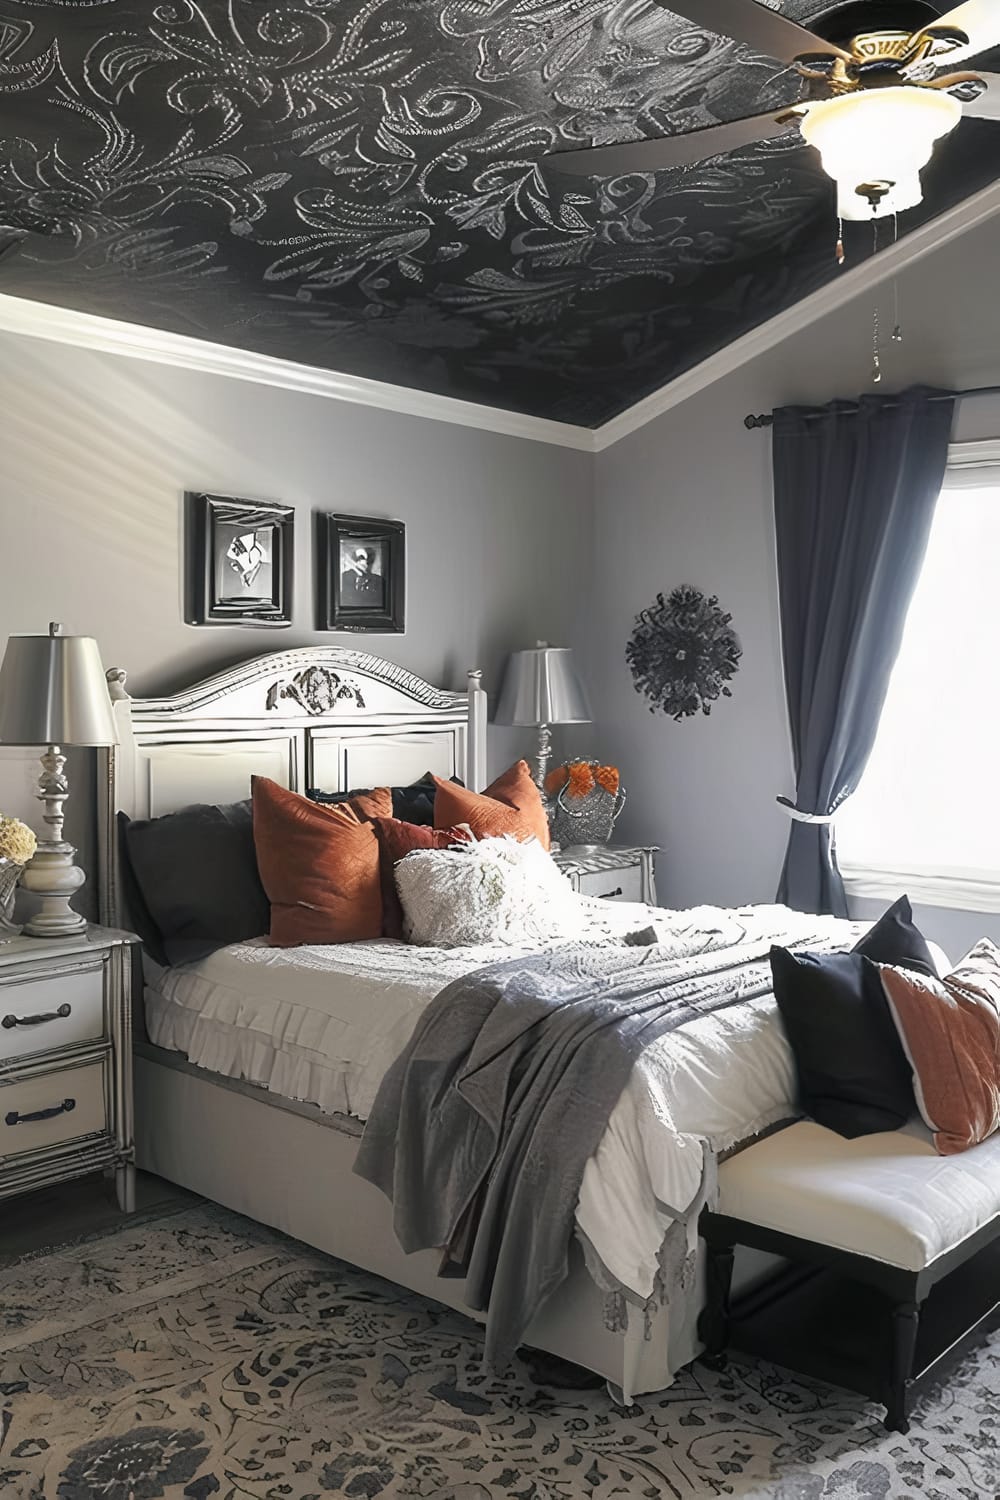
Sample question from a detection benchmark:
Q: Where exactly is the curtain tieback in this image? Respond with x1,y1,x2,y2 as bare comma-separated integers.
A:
775,795,834,825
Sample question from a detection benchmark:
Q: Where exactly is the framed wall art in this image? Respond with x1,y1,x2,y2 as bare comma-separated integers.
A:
315,512,405,634
184,492,294,627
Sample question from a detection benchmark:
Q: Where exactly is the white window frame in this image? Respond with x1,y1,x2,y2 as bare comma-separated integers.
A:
838,437,1000,914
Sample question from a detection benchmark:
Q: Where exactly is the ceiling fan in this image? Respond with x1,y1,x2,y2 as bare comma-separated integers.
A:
546,1,1000,219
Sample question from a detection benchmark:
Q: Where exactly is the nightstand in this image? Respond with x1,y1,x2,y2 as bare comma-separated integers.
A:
0,926,137,1213
554,845,658,905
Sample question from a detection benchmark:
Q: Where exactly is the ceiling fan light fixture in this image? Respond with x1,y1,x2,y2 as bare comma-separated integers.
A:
840,174,923,220
800,86,962,219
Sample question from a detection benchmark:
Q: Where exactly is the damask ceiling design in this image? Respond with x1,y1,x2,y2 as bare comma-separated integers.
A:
0,1,996,427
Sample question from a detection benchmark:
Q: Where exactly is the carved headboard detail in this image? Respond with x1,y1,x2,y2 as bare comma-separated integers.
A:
98,647,487,929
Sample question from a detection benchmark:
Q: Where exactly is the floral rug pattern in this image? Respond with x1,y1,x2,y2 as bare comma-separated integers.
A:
1,1203,998,1499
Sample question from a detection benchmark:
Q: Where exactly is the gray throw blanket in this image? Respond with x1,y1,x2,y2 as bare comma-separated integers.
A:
353,933,794,1370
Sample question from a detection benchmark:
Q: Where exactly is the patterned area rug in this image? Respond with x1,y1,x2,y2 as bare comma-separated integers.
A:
1,1203,997,1499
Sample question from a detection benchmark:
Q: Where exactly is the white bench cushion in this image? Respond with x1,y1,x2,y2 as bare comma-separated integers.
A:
718,1120,1000,1271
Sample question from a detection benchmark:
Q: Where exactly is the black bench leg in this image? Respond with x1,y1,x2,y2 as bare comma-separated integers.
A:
699,1240,735,1371
886,1300,920,1434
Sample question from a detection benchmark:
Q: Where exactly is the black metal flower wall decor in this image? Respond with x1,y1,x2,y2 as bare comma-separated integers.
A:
627,586,742,720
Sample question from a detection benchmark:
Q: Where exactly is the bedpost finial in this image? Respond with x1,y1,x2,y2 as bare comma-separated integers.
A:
467,668,483,683
106,667,129,701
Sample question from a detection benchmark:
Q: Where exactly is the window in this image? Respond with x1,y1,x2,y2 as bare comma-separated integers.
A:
837,443,1000,913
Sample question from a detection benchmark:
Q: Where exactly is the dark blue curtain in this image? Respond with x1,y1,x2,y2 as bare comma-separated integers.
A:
773,386,955,916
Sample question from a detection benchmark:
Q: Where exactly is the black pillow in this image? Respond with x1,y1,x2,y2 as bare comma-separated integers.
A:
120,800,270,966
307,773,462,827
852,894,939,977
770,946,915,1138
116,811,169,966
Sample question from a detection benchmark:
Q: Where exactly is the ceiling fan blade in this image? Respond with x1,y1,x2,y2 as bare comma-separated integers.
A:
921,0,1000,64
962,70,1000,116
652,0,850,64
545,109,801,178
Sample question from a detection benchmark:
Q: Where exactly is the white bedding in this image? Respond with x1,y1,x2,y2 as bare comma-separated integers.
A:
145,898,866,1310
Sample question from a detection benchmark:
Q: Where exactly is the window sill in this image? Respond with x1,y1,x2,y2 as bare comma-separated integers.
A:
841,865,1000,915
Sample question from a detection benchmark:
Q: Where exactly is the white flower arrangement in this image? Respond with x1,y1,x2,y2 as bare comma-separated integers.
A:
0,815,37,866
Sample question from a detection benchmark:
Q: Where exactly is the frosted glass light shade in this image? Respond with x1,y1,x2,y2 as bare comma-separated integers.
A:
801,88,962,221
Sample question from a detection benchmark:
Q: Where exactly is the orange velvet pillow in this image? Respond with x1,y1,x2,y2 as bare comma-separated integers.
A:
880,940,1000,1155
373,818,474,940
251,777,391,947
432,760,549,849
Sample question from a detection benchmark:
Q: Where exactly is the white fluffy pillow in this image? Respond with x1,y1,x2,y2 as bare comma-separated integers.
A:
394,836,589,947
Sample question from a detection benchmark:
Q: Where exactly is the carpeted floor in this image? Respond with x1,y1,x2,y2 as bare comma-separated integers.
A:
1,1203,997,1500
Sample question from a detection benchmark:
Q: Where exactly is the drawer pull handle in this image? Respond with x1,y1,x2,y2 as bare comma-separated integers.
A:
600,886,624,899
5,1098,76,1126
2,1003,72,1030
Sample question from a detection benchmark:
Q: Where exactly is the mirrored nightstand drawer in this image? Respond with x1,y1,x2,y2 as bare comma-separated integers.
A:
575,865,645,903
0,1055,109,1160
553,846,658,906
0,961,107,1063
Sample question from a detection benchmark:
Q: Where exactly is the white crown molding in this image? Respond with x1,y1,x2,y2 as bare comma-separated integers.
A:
0,292,596,452
2,175,999,455
591,176,1000,452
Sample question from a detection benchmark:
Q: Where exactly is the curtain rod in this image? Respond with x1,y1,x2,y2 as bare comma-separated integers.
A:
743,385,1000,430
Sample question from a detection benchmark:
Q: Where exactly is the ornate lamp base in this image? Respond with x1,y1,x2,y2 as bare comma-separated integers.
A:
20,846,88,938
19,746,89,939
533,721,552,791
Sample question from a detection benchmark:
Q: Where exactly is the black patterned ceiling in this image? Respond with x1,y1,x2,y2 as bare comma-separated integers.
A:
0,1,997,427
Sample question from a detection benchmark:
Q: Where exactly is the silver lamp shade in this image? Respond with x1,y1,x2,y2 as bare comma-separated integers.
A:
495,644,590,790
0,623,117,939
0,624,118,747
495,645,591,728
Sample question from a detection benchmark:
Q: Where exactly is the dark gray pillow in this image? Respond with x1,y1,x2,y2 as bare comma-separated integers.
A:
120,800,270,966
770,946,915,1138
307,773,463,827
769,895,936,1139
852,894,939,977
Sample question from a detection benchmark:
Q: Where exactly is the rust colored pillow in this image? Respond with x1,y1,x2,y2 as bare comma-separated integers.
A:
432,760,550,850
251,777,391,947
880,940,1000,1155
373,818,474,939
340,786,394,823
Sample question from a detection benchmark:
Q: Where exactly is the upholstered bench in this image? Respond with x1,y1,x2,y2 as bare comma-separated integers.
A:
698,1120,1000,1432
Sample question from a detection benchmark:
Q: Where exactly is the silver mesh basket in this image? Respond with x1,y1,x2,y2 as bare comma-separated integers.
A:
550,778,626,849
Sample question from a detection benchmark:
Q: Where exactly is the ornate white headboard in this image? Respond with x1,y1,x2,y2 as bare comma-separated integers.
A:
97,647,487,928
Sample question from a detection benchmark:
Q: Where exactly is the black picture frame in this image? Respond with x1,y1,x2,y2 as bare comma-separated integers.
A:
316,512,405,633
184,492,294,627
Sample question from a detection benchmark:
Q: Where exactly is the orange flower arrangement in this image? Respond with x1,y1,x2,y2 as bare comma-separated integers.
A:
544,760,620,800
594,764,620,796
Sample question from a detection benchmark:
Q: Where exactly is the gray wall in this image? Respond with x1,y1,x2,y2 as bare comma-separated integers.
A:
591,211,1000,958
4,208,999,952
0,332,594,914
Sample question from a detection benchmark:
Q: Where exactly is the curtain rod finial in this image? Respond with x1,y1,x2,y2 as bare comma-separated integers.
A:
744,413,771,430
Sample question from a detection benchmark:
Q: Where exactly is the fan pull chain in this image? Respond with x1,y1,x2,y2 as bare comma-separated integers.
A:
872,305,882,384
871,218,881,384
836,215,845,267
891,213,903,344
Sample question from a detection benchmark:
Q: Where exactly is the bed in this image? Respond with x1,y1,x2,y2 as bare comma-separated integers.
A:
96,646,860,1401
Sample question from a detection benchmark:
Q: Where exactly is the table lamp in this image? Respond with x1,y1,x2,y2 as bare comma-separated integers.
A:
0,622,118,938
494,643,591,789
